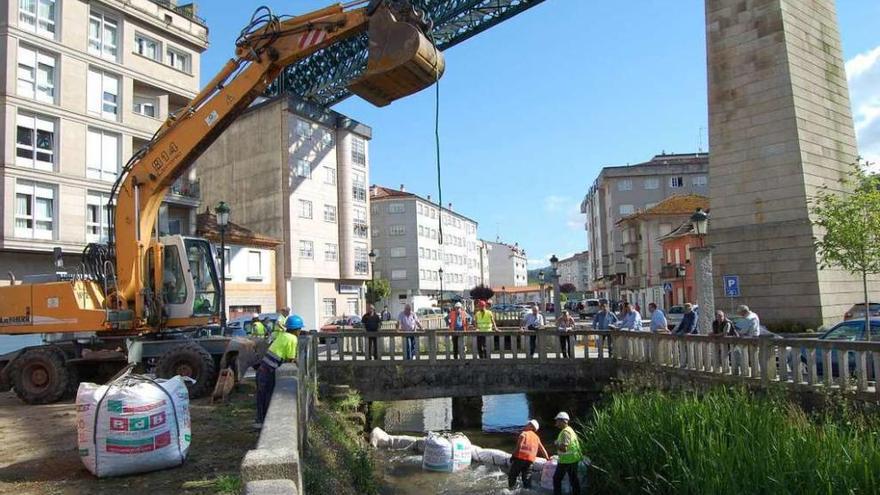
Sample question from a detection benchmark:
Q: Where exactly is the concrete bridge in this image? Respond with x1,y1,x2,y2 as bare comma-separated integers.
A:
315,329,880,403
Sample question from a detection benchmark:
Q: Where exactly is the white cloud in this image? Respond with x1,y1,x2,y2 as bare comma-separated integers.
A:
846,45,880,165
543,195,570,213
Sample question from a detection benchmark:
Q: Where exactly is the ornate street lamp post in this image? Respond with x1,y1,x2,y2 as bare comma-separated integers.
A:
550,255,561,319
215,201,230,333
538,270,545,311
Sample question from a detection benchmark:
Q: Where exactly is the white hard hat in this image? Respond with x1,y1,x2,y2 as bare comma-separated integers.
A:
454,302,463,308
252,313,260,319
528,419,539,431
554,412,570,422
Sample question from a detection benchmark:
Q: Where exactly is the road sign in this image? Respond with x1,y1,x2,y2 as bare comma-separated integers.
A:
723,275,740,297
663,282,673,293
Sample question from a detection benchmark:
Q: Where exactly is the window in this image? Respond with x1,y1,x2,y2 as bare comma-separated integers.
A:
323,298,336,317
391,269,407,280
417,203,424,215
89,12,118,60
347,299,360,316
352,171,366,202
354,244,369,274
351,136,366,166
295,119,313,139
299,240,314,259
619,204,635,216
617,179,632,191
298,199,313,219
325,243,338,261
390,247,406,258
666,249,672,264
166,47,191,73
15,180,54,239
430,229,437,240
19,0,56,37
294,158,311,178
419,247,425,258
670,176,684,188
135,32,161,61
674,248,681,265
87,128,120,181
323,204,337,223
246,250,263,279
133,96,157,118
324,167,336,185
693,175,707,186
320,129,333,146
15,113,55,171
87,69,119,120
644,178,659,190
389,225,405,236
86,191,110,243
685,244,691,262
388,202,405,214
429,208,436,219
17,46,55,103
353,206,368,238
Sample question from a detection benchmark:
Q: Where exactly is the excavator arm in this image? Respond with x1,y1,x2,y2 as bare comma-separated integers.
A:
110,1,444,325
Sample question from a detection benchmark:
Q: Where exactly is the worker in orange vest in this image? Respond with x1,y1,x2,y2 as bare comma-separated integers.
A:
508,419,549,490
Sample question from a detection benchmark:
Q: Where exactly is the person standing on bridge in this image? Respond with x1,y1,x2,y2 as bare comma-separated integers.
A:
618,302,642,331
397,304,423,360
254,314,302,429
508,419,549,490
381,305,392,322
557,310,576,358
521,304,545,357
362,304,382,360
474,300,498,358
553,411,582,495
648,303,668,333
448,302,469,358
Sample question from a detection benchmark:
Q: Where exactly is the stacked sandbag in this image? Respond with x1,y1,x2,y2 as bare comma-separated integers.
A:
539,456,589,491
471,447,510,468
77,373,191,477
369,427,424,452
422,432,472,472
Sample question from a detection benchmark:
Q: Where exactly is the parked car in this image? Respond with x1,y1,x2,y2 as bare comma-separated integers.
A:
796,319,879,379
226,313,281,337
320,315,363,332
579,299,600,319
417,307,444,318
844,303,880,321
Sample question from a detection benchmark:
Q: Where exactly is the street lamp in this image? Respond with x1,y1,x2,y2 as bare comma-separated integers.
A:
691,207,709,248
438,267,444,303
501,285,506,305
538,270,546,311
368,249,376,305
550,255,561,318
215,201,230,333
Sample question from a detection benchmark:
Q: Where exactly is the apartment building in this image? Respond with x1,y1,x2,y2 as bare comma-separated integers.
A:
196,95,372,331
370,185,481,313
0,0,208,283
557,251,589,292
616,195,708,311
580,152,708,300
486,241,528,287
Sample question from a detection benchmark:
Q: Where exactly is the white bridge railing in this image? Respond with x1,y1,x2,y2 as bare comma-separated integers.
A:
312,329,880,399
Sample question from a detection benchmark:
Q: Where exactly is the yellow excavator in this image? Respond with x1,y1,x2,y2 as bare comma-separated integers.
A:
0,0,444,404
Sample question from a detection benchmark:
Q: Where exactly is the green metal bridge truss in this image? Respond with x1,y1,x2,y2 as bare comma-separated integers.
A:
268,0,547,106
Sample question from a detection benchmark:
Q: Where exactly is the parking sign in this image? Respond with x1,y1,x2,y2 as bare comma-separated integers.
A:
723,275,740,297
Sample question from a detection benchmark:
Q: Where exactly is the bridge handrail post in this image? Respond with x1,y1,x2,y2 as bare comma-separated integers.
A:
428,330,437,363
538,330,547,363
759,336,770,384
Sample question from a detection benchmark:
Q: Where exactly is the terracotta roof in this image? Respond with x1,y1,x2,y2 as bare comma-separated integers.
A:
618,195,709,224
370,185,415,200
196,211,282,248
492,285,546,294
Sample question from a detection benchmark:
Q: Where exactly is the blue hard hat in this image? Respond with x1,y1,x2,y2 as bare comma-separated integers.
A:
285,314,304,330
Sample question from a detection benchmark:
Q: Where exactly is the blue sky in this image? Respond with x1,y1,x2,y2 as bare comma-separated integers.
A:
197,1,879,268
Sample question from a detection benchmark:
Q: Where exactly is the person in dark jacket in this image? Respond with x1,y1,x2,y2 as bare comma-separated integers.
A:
711,310,737,337
362,304,383,360
675,303,697,335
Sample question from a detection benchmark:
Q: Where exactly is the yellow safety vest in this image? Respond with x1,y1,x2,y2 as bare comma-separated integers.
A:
556,425,581,464
475,310,494,332
252,321,266,337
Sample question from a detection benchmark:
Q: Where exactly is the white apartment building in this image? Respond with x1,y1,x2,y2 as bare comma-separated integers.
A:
196,95,372,331
485,241,528,288
557,251,589,292
0,0,208,283
370,185,481,313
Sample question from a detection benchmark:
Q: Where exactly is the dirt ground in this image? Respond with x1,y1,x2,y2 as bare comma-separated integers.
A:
0,381,259,495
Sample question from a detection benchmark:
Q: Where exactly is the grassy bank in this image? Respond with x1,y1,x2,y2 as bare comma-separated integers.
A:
580,387,880,494
302,392,378,495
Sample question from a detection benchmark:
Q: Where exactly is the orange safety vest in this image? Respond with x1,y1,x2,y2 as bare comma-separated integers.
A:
448,309,468,331
513,430,542,462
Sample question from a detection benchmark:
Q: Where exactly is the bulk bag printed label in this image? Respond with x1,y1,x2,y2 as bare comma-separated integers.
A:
76,373,191,477
422,432,472,473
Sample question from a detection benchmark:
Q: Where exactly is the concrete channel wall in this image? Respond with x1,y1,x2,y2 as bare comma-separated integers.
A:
241,338,318,495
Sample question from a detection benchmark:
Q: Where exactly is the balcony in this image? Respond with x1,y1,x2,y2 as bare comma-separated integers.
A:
660,264,686,280
623,241,639,259
166,178,200,206
148,0,207,26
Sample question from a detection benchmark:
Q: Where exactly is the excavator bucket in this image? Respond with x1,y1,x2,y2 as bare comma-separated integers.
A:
349,5,445,107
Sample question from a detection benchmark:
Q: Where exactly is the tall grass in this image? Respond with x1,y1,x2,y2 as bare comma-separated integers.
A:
581,388,880,494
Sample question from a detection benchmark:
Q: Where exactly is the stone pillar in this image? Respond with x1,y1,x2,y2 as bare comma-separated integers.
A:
692,247,715,335
705,0,876,327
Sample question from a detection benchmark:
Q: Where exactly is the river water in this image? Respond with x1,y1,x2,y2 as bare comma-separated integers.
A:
371,392,598,494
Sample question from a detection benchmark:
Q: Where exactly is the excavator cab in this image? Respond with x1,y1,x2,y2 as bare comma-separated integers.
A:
349,2,445,107
145,236,220,325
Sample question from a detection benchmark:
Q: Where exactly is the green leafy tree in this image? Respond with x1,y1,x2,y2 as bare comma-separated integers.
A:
469,285,495,301
810,159,880,340
365,278,391,305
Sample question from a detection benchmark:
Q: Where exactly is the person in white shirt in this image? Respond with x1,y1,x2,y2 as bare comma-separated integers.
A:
648,303,668,333
521,305,546,357
737,305,762,337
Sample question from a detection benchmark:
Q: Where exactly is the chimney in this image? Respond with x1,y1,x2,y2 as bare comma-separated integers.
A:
448,202,453,211
427,194,432,201
399,184,406,192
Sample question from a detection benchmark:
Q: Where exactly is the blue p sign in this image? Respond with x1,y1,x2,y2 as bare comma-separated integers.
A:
723,275,740,297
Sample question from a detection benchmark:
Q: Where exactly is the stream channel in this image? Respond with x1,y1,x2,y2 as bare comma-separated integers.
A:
370,392,599,494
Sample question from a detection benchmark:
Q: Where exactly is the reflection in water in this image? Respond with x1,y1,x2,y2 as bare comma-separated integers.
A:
373,393,598,494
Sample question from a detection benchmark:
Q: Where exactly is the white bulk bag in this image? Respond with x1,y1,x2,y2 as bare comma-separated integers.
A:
422,432,453,472
449,433,472,472
540,456,558,490
369,427,391,448
472,448,510,468
77,373,191,477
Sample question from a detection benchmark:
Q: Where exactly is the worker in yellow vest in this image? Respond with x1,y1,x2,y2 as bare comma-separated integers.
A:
474,300,497,358
271,306,290,341
250,314,267,338
254,314,302,429
553,411,582,495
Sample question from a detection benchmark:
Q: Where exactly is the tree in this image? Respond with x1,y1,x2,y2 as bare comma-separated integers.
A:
469,284,495,301
365,278,390,305
810,159,880,340
559,283,577,294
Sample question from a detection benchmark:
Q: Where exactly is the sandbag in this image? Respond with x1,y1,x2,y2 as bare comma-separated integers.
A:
450,433,472,472
422,432,472,472
369,427,391,448
540,456,558,491
472,447,510,467
77,373,191,478
540,456,587,493
369,428,424,452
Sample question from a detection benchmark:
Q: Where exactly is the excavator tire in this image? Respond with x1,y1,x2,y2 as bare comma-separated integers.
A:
10,347,71,405
155,342,217,399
